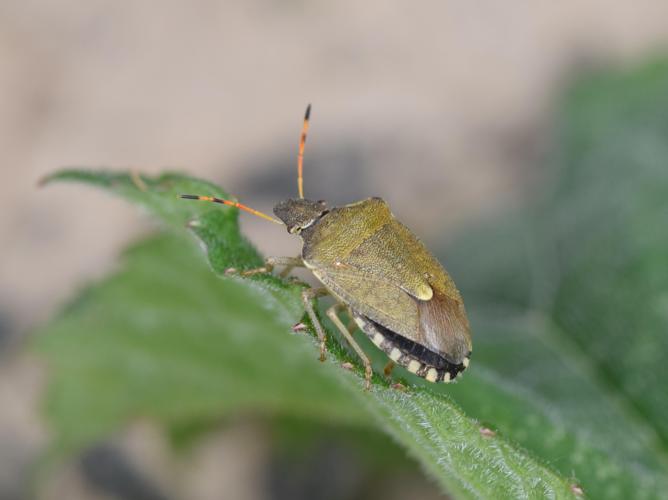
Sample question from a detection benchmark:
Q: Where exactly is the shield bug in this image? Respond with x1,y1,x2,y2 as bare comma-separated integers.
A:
181,105,472,389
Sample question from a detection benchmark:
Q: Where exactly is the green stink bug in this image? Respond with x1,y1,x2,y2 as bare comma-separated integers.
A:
181,105,472,389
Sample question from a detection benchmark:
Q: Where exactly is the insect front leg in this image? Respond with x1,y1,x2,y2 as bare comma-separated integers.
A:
326,304,373,390
226,256,304,277
301,288,330,362
270,256,305,278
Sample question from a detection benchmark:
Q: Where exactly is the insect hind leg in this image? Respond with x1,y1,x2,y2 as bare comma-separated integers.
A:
326,304,373,390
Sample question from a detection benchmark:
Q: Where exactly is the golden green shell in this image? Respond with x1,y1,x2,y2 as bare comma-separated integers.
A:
301,197,472,364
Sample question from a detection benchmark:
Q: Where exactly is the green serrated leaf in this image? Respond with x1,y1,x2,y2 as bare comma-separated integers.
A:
37,170,575,499
37,233,366,452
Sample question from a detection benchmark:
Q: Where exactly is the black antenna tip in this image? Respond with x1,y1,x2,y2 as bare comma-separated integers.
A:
180,194,199,200
305,103,311,120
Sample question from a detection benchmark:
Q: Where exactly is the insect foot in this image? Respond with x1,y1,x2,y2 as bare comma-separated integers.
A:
364,365,373,391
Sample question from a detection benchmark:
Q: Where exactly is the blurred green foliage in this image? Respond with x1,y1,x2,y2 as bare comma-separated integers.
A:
36,60,668,499
442,60,668,498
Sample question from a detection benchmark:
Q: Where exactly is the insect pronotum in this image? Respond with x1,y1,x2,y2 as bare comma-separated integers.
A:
181,105,472,389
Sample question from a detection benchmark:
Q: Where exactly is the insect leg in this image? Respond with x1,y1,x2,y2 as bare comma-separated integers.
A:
345,306,359,332
268,256,305,278
226,256,304,277
326,304,373,390
383,361,395,378
301,288,330,362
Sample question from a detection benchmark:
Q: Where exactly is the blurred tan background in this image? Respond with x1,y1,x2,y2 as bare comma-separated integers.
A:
2,1,668,499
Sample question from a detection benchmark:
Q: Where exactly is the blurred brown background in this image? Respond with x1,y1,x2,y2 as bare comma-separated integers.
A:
2,1,668,499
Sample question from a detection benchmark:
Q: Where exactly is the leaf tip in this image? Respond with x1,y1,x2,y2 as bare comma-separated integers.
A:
37,173,55,188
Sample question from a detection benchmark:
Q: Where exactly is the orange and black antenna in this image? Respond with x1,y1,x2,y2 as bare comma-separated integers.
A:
297,104,311,199
179,194,282,224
